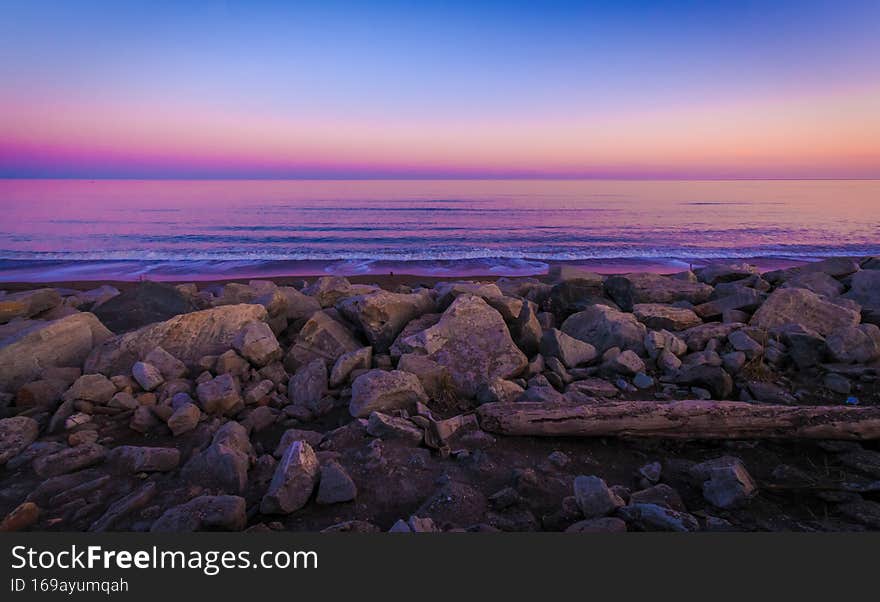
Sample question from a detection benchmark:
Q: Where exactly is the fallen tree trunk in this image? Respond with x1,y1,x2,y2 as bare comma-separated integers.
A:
476,401,880,440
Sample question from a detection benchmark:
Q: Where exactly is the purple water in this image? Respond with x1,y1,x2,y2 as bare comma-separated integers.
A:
0,179,878,281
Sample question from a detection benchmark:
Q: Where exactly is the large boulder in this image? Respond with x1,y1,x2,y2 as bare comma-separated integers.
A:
336,289,435,353
0,288,62,323
284,310,362,371
694,263,759,285
540,328,597,368
349,370,428,418
85,304,267,375
93,281,195,332
764,257,860,284
750,288,860,336
561,304,647,355
399,295,528,397
548,277,610,318
0,313,112,393
289,359,328,412
604,273,713,312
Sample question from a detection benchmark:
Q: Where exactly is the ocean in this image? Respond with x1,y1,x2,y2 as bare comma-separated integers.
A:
0,179,878,281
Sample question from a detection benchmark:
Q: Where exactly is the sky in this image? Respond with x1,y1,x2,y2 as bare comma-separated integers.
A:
1,0,879,179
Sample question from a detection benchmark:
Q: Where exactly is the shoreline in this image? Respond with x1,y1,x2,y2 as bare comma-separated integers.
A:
0,255,817,290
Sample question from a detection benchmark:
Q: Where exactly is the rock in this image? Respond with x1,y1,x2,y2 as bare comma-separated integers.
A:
196,373,242,415
302,276,357,307
271,286,321,324
284,310,363,371
728,330,764,358
633,303,702,331
0,501,40,532
151,495,246,532
86,304,268,375
823,373,851,395
605,349,646,376
129,406,159,433
182,422,253,494
826,324,880,364
0,313,113,393
316,460,357,504
750,288,860,336
336,289,435,353
721,351,746,374
644,329,687,358
540,328,597,368
349,370,428,418
562,304,647,356
675,365,733,399
837,500,880,529
548,278,610,318
261,440,320,514
233,321,282,366
694,288,765,319
511,301,543,356
288,359,328,412
629,484,685,511
633,372,654,389
476,377,525,404
605,273,713,312
273,429,324,458
93,281,195,332
108,446,180,473
329,346,372,388
682,322,743,352
167,403,200,436
564,517,627,533
244,379,275,405
573,475,625,518
131,361,164,391
63,374,117,404
434,281,503,308
781,271,845,298
400,295,528,397
15,379,68,409
0,288,62,323
691,457,757,508
618,503,700,532
565,378,619,399
321,520,381,533
143,346,187,380
845,270,880,324
778,324,826,369
0,416,39,465
695,263,759,285
366,412,423,444
33,443,106,477
765,257,860,284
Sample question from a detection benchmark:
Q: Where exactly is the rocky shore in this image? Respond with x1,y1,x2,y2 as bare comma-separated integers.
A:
1,257,880,533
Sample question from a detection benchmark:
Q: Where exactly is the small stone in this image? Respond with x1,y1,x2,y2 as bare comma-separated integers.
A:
196,373,242,415
0,501,40,532
167,403,201,436
633,372,654,389
132,361,164,391
233,321,283,366
573,475,625,518
261,440,320,514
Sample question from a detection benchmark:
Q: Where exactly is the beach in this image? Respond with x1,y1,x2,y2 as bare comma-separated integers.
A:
1,256,879,532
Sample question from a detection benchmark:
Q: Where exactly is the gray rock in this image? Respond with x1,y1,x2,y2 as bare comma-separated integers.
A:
233,321,282,366
618,503,700,532
284,310,362,371
261,440,320,514
476,377,525,404
366,412,424,443
151,495,246,532
167,403,201,436
750,287,860,336
288,359,328,413
349,370,428,418
64,374,117,404
564,517,627,533
0,416,40,465
573,475,625,518
540,328,597,368
629,484,686,511
329,346,372,388
605,349,646,376
633,303,702,331
131,361,164,391
33,443,106,477
196,373,242,415
691,457,757,509
109,445,180,473
605,272,713,312
182,422,253,494
562,304,647,355
143,346,187,379
273,429,324,458
823,373,851,395
336,289,435,353
826,324,880,364
316,460,357,504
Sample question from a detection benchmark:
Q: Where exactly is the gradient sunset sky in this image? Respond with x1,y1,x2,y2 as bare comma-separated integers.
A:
1,0,878,179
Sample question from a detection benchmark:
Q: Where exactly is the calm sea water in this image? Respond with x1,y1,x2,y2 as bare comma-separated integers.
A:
0,179,878,281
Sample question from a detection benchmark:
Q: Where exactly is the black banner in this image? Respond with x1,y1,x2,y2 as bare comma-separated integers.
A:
2,533,878,600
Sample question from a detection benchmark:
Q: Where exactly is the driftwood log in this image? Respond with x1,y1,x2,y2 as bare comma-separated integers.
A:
476,401,880,440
